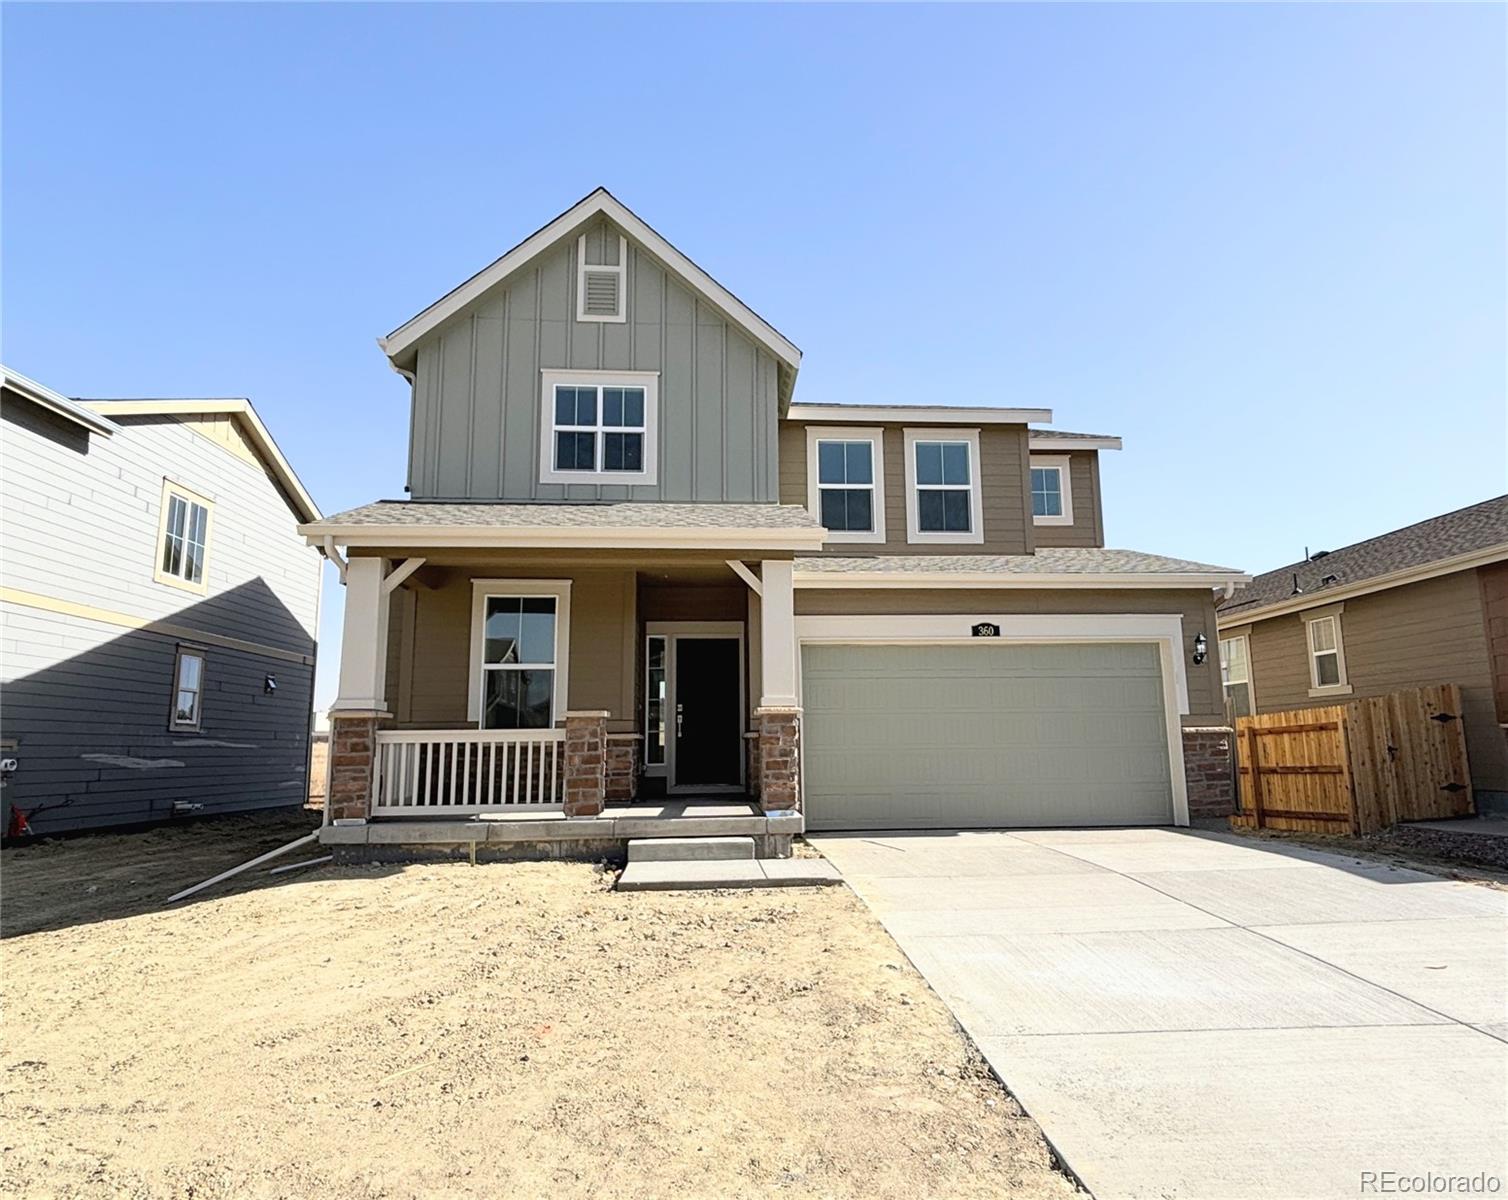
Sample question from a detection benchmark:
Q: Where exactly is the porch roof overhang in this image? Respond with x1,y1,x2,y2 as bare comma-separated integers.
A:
300,500,829,553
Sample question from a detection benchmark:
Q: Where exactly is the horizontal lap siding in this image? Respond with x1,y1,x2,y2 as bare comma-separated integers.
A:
1031,451,1104,548
410,218,779,502
796,586,1225,724
1243,571,1507,792
1,401,321,834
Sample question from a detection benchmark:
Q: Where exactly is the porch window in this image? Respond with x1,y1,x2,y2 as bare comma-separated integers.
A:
538,371,659,485
480,597,557,729
1219,635,1252,718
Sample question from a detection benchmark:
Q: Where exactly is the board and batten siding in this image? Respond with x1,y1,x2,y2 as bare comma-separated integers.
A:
0,400,321,834
794,585,1226,724
408,218,781,503
1238,570,1508,794
778,421,1039,556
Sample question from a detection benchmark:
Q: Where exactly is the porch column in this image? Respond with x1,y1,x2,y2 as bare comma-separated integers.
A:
563,711,608,817
757,559,801,811
328,556,391,822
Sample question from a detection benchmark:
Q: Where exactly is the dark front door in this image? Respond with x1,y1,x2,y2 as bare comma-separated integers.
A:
673,637,742,788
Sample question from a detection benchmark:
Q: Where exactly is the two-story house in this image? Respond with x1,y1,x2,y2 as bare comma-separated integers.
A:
1,367,323,835
302,189,1247,859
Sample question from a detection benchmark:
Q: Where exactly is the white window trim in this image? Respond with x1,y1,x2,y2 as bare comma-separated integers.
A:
153,479,214,596
576,232,627,323
168,644,207,732
805,425,886,545
1029,454,1074,527
793,611,1193,827
1303,605,1352,697
467,579,573,726
1219,632,1255,712
537,370,659,486
902,427,984,545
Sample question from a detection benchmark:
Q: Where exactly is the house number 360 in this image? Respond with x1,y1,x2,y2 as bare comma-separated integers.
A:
971,622,1000,638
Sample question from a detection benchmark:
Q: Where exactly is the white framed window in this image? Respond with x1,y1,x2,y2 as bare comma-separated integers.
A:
538,370,659,486
468,579,572,727
645,634,667,768
154,480,212,594
1029,454,1074,526
902,427,984,544
169,646,206,731
1304,607,1351,696
1219,634,1253,718
576,232,626,323
805,425,885,544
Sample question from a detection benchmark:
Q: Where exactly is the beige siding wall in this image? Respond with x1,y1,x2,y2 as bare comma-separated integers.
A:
1240,571,1507,793
795,586,1225,724
779,422,1033,556
1031,451,1105,548
385,566,637,733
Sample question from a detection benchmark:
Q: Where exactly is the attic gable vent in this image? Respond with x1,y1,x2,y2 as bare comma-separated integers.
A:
576,232,626,323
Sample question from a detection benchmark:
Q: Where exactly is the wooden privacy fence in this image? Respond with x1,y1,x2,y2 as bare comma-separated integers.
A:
1232,684,1474,835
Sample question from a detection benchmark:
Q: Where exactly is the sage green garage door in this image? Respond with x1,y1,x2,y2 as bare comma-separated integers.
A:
801,643,1174,830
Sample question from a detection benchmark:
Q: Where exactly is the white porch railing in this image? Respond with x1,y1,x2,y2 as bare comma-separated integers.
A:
372,729,566,815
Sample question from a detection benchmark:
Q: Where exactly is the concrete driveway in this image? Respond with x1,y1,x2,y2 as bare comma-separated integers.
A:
810,827,1508,1200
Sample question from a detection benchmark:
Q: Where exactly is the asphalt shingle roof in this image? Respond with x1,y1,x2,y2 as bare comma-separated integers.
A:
312,500,823,531
1219,495,1508,617
796,548,1243,576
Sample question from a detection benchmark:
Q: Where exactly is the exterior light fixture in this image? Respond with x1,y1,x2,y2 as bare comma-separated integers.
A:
1193,634,1208,665
264,674,278,694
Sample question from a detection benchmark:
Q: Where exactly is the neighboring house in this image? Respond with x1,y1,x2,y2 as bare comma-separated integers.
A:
1216,496,1508,811
1,367,323,835
303,188,1248,849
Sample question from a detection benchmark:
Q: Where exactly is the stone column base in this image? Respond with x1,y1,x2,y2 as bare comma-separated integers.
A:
328,710,385,822
1183,726,1236,819
755,706,801,813
563,711,608,817
605,734,639,802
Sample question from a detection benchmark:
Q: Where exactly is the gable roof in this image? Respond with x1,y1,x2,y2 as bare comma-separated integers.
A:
1218,495,1508,624
82,398,322,523
1,364,121,436
380,188,803,384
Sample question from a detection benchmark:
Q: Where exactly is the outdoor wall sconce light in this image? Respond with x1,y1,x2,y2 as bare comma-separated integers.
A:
264,674,278,695
1192,633,1208,666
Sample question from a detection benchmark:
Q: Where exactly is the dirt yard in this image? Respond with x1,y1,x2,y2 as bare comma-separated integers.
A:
1,812,1076,1200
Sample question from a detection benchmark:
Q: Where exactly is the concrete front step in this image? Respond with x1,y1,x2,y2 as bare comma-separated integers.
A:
616,858,843,892
627,836,755,863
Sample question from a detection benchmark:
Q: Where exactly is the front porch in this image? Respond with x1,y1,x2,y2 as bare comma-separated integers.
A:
313,526,815,860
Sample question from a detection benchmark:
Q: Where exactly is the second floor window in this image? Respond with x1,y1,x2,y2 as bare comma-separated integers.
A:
538,371,659,486
817,440,875,533
914,441,972,533
1029,455,1074,526
155,482,212,592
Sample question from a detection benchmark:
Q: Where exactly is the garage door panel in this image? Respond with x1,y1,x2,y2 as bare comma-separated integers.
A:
802,643,1174,831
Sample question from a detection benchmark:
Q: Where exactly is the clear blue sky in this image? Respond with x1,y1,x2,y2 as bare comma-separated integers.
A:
5,2,1504,713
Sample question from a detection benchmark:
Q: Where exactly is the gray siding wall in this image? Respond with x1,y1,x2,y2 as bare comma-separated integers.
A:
408,218,781,502
0,399,322,834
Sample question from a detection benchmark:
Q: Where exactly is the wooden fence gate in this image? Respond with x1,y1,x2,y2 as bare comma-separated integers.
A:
1232,684,1474,835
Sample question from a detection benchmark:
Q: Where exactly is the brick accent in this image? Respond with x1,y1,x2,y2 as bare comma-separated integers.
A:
755,707,801,812
563,712,608,817
328,712,381,821
1183,727,1235,819
745,732,761,797
605,736,638,802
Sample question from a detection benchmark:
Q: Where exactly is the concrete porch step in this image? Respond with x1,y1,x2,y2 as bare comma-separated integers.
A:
627,836,755,863
616,859,843,892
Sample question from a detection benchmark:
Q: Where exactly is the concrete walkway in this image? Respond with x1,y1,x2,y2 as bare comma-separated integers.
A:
811,827,1508,1200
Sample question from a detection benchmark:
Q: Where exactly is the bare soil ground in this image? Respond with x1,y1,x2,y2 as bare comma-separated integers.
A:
1224,823,1508,890
2,811,1076,1199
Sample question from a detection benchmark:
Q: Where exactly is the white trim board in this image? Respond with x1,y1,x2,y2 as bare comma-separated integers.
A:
793,570,1251,589
1029,454,1074,528
902,427,985,546
788,404,1052,426
537,369,660,486
302,524,828,552
1028,434,1122,451
381,188,801,370
467,578,573,726
1215,543,1508,628
793,611,1192,826
805,425,887,545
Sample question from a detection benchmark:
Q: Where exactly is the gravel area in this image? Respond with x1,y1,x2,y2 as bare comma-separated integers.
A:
1226,822,1508,888
1,811,1076,1199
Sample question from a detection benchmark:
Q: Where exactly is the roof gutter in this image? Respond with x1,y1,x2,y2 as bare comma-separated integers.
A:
794,570,1253,590
1216,543,1508,628
299,522,829,553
